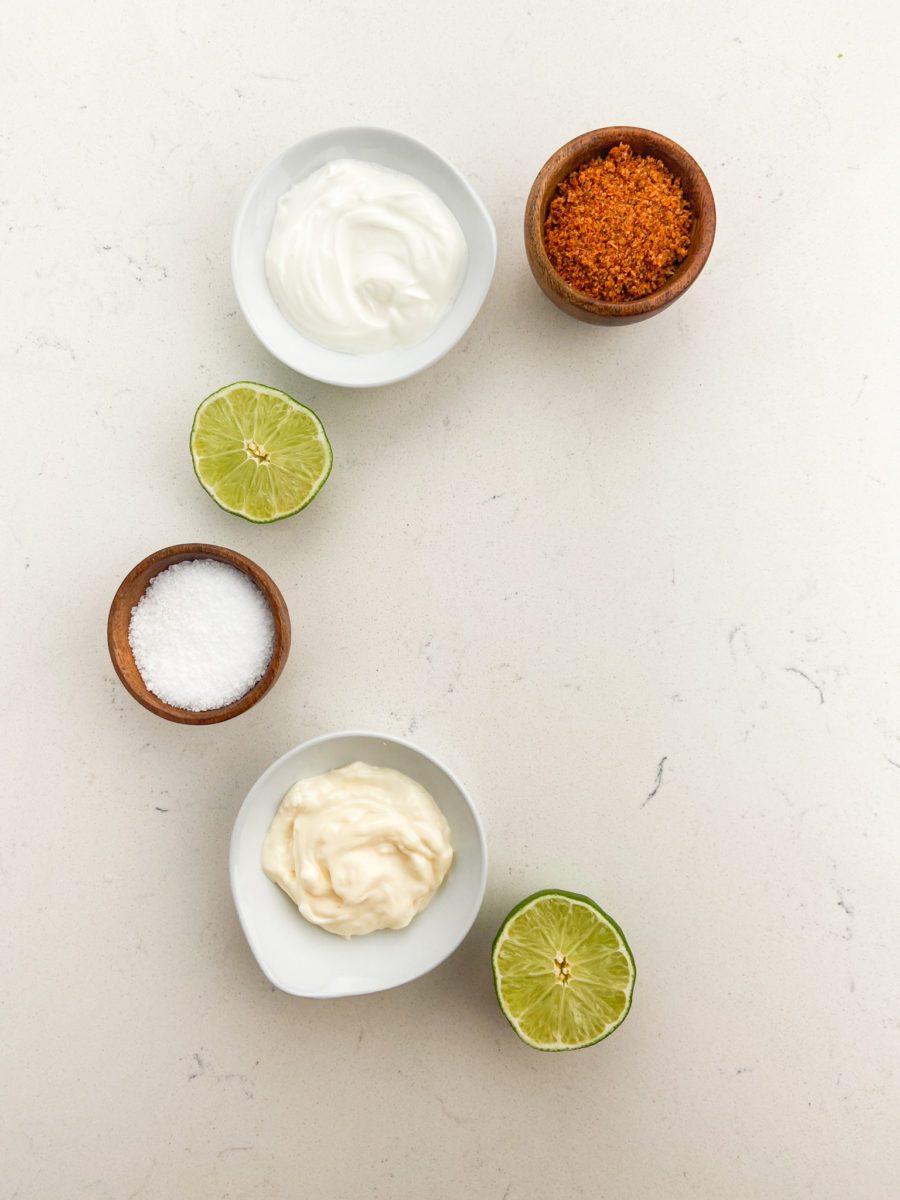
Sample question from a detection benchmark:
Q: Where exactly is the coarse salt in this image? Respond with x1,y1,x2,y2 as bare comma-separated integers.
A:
128,559,276,711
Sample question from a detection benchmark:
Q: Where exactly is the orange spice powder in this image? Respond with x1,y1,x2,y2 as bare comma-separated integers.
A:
544,144,693,303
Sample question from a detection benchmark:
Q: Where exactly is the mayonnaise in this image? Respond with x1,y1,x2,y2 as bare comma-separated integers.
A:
265,158,467,354
261,761,454,938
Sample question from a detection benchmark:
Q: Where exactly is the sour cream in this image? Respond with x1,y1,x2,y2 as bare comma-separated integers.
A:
265,158,467,354
261,762,454,938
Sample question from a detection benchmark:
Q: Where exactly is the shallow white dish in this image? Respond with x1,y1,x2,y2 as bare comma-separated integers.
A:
231,127,496,388
230,730,488,997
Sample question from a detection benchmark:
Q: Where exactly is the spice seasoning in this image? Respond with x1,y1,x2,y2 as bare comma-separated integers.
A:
128,559,275,711
543,144,693,303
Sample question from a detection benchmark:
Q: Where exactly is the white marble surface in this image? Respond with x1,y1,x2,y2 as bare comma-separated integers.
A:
4,1,900,1196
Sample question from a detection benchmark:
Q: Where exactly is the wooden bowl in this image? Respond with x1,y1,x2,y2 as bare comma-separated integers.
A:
524,127,716,325
107,544,291,725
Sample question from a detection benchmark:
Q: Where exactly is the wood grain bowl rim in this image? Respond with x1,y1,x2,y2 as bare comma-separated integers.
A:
524,126,716,323
107,543,291,725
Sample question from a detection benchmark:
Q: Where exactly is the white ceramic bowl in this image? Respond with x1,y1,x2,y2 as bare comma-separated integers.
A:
230,731,488,997
231,127,497,388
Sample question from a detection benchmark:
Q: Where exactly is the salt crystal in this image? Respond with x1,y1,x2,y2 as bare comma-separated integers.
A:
128,559,276,711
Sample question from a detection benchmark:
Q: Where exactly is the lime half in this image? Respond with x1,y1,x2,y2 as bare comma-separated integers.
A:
190,382,332,523
492,889,635,1051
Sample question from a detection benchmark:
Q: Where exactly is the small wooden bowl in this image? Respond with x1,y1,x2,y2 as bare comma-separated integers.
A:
107,544,291,725
524,127,716,325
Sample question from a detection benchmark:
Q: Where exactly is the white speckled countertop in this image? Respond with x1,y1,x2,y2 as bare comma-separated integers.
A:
4,2,900,1196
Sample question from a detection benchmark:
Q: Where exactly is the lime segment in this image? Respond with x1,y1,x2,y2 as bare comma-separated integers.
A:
190,382,332,523
492,889,635,1051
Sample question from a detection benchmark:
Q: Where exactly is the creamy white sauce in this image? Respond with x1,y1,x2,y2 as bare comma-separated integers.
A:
261,761,454,938
265,158,467,354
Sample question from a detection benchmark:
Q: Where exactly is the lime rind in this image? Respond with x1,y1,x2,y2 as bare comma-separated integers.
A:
190,381,333,523
491,889,635,1051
